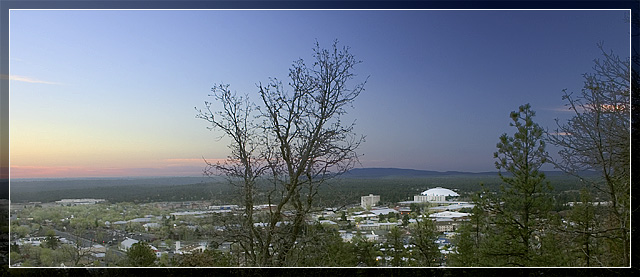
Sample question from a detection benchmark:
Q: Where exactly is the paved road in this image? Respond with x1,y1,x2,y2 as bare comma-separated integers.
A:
53,229,127,258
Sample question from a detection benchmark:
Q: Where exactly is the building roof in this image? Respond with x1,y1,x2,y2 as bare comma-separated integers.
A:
120,238,139,250
420,187,459,197
368,208,398,215
429,203,475,211
428,211,470,218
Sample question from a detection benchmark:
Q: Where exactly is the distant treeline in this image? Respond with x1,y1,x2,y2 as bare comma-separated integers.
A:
9,170,595,206
316,173,595,207
10,176,215,193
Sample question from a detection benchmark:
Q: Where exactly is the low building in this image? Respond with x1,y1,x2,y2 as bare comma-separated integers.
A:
17,236,47,246
429,202,475,211
397,207,411,215
129,217,152,223
426,211,469,232
428,211,469,219
89,244,107,258
357,221,399,231
369,207,399,216
319,220,338,225
208,205,239,210
434,218,456,232
170,210,231,217
120,238,139,251
175,241,207,255
143,223,161,231
55,199,106,206
340,230,378,242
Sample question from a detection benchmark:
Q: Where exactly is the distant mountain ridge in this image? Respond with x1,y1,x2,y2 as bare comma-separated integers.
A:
342,168,496,178
343,168,597,178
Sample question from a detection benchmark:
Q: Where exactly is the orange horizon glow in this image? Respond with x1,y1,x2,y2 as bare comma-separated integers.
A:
9,158,227,179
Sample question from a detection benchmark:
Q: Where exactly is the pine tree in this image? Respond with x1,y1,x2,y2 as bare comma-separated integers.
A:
408,218,440,266
481,104,553,266
126,242,156,267
385,226,406,266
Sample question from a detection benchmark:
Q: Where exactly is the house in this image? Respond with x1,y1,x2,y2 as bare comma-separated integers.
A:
90,244,107,258
119,238,139,251
175,241,206,255
218,241,233,252
143,223,161,231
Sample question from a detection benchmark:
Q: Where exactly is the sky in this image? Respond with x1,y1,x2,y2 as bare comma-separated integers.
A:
8,10,630,178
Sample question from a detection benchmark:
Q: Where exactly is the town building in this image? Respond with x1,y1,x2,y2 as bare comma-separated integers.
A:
55,199,106,206
175,241,207,254
339,230,379,242
361,194,380,209
428,211,470,232
413,187,459,203
120,238,139,251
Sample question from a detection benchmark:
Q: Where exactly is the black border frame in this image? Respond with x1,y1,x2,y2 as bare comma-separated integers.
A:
1,1,637,276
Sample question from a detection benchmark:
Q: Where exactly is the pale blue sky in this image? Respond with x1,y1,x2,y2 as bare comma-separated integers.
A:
9,10,630,177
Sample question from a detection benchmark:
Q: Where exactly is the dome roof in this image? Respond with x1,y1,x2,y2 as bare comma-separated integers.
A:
420,187,459,197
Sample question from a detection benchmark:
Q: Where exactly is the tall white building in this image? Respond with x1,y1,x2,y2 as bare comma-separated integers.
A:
361,194,380,209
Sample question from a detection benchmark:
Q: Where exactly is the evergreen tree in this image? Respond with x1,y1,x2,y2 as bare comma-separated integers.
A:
448,223,479,266
126,242,156,267
287,224,357,266
385,226,406,266
408,218,440,266
566,189,602,266
482,104,553,266
43,229,59,250
402,214,410,227
352,232,381,266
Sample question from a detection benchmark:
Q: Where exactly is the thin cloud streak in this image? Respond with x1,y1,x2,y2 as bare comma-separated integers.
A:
7,74,61,85
163,158,226,167
542,106,573,113
542,105,586,113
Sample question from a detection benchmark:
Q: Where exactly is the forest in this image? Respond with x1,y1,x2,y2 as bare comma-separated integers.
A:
9,169,595,209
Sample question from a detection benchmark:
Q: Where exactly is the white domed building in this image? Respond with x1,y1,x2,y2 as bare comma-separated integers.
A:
414,187,459,202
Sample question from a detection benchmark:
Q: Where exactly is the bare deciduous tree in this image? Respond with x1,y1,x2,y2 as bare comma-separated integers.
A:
546,44,630,266
196,84,266,265
60,229,94,266
196,40,366,266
